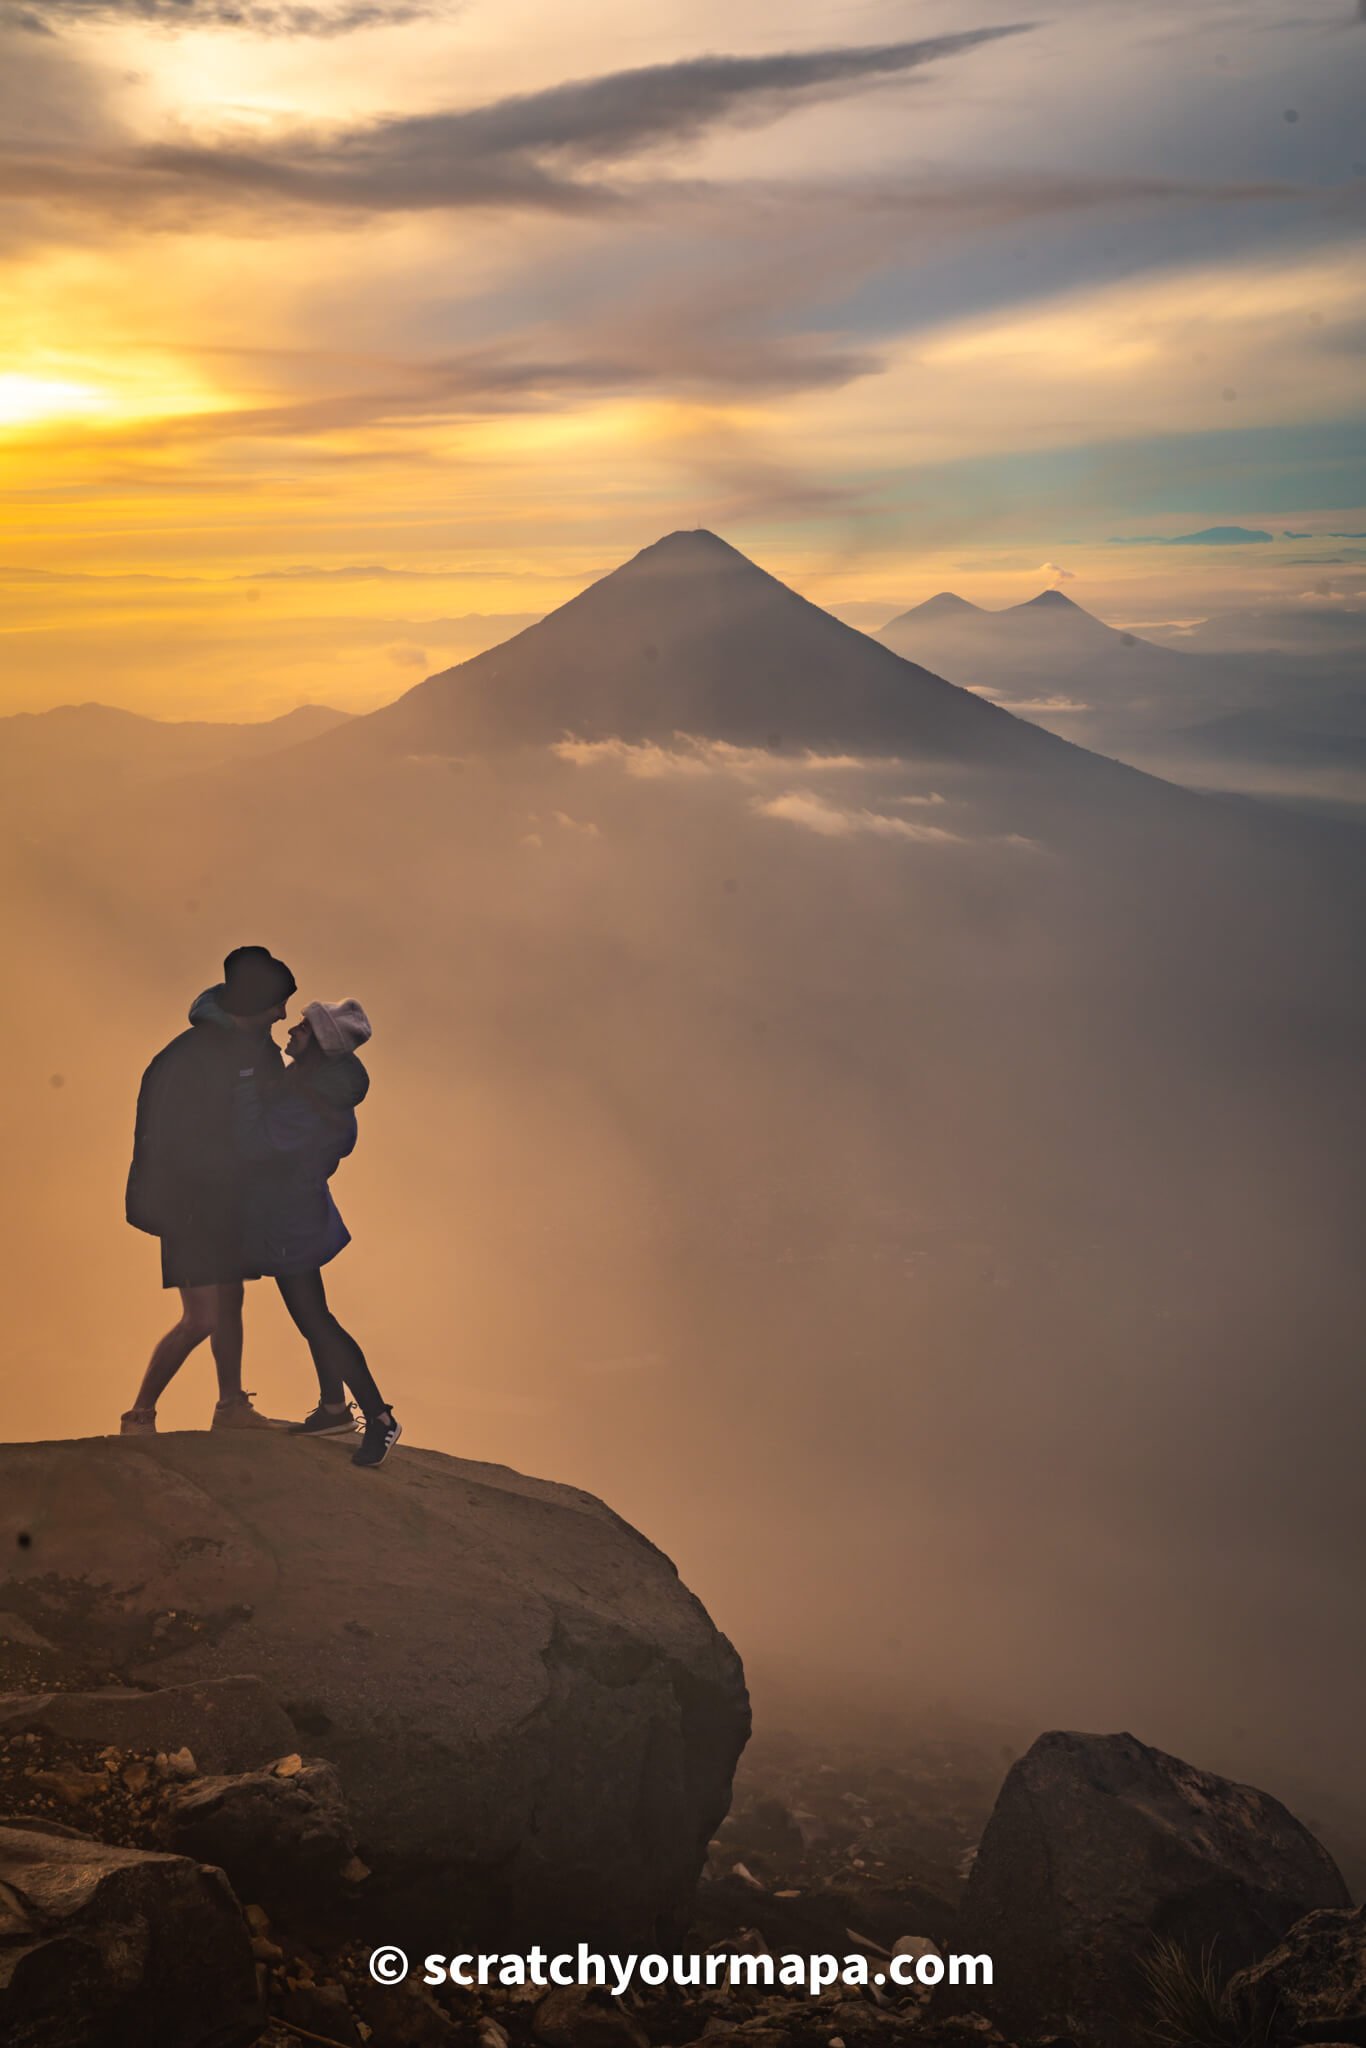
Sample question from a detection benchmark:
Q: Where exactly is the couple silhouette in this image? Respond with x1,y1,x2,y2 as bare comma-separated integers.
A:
122,945,400,1469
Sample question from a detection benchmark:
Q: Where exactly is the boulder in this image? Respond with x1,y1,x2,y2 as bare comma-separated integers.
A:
349,1974,459,2045
275,1979,361,2045
0,1435,749,1943
914,2024,1009,2048
0,1676,297,1774
0,1818,263,2047
533,1984,651,2048
161,1755,358,1919
1227,1903,1366,2046
957,1730,1351,2047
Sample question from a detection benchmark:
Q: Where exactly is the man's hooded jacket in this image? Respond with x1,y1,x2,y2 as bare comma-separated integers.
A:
126,988,284,1241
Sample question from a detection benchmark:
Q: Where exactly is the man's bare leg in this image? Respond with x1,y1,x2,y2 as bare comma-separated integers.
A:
209,1282,277,1428
128,1285,218,1415
209,1281,246,1403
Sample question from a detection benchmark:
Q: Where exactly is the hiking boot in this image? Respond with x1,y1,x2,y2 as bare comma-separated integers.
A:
211,1392,282,1431
119,1408,157,1436
289,1401,356,1437
352,1408,402,1469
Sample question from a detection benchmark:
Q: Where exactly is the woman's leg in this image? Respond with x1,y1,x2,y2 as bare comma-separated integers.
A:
275,1269,387,1418
130,1285,218,1412
275,1270,346,1406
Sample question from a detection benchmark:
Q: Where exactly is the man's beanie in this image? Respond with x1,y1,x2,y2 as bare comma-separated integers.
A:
304,998,372,1059
222,945,297,1016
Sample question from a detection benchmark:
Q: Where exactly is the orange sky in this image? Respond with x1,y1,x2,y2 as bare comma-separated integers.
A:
1,0,1363,716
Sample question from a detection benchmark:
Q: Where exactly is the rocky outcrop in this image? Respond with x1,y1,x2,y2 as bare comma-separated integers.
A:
162,1754,359,1919
0,1676,297,1774
348,1973,459,2045
0,1819,263,2048
533,1983,651,2048
1,1435,749,1943
1227,1903,1366,2046
957,1729,1351,2047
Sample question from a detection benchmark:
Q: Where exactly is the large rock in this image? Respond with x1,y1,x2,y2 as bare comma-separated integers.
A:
162,1756,358,1918
0,1435,749,1941
1227,1903,1366,2046
0,1819,263,2047
958,1730,1351,2047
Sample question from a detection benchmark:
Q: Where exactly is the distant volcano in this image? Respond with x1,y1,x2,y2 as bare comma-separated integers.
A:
883,585,1139,646
877,581,1190,729
317,531,1097,773
897,591,985,619
1012,589,1085,613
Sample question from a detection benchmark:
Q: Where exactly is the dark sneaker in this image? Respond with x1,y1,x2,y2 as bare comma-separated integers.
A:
352,1408,401,1469
289,1402,356,1437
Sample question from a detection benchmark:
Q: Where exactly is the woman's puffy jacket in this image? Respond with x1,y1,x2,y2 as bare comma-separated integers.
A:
234,1053,368,1276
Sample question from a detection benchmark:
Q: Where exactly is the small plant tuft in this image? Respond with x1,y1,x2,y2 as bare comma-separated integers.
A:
1138,1937,1271,2048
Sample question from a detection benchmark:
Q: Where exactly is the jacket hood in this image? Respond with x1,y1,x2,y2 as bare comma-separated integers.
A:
296,1050,369,1110
189,985,236,1031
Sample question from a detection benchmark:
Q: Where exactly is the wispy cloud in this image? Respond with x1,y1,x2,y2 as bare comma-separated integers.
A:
1108,526,1275,545
552,734,917,782
5,0,440,33
553,736,977,843
0,29,1028,222
754,791,961,842
995,695,1090,714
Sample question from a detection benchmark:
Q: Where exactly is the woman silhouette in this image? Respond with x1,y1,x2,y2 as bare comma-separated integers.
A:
235,998,401,1470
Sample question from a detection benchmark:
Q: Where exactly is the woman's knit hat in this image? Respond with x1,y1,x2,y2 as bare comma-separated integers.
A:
304,998,372,1059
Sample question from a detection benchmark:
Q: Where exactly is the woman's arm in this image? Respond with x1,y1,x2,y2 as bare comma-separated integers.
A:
233,1071,323,1161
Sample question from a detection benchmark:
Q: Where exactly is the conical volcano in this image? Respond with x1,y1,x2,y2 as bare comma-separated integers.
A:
877,576,1193,728
887,590,984,622
1002,588,1129,642
1012,588,1085,613
327,530,1071,768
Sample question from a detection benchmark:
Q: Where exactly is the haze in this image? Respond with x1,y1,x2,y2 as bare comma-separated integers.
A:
2,0,1364,1893
4,530,1364,1884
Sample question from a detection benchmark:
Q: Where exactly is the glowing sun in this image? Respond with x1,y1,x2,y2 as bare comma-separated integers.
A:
0,374,107,429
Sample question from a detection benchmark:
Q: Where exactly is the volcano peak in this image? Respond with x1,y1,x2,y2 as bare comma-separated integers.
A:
630,528,748,566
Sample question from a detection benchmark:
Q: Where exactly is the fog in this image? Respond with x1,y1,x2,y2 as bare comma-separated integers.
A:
3,544,1363,1879
876,587,1366,820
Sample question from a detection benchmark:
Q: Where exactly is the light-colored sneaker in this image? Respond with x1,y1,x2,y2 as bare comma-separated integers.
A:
119,1408,157,1436
211,1392,283,1431
288,1402,357,1438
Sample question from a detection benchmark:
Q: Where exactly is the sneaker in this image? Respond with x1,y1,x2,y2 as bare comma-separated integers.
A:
352,1408,401,1469
211,1392,283,1431
289,1402,357,1437
119,1408,157,1436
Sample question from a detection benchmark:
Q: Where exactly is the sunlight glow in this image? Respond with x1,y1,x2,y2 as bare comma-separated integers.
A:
0,375,109,429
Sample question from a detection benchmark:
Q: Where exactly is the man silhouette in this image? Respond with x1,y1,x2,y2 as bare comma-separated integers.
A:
121,945,296,1434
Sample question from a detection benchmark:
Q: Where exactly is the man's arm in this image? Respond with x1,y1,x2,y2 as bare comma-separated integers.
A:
126,1049,178,1233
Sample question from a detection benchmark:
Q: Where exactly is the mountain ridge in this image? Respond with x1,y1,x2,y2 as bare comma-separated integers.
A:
881,586,1151,642
0,701,350,734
